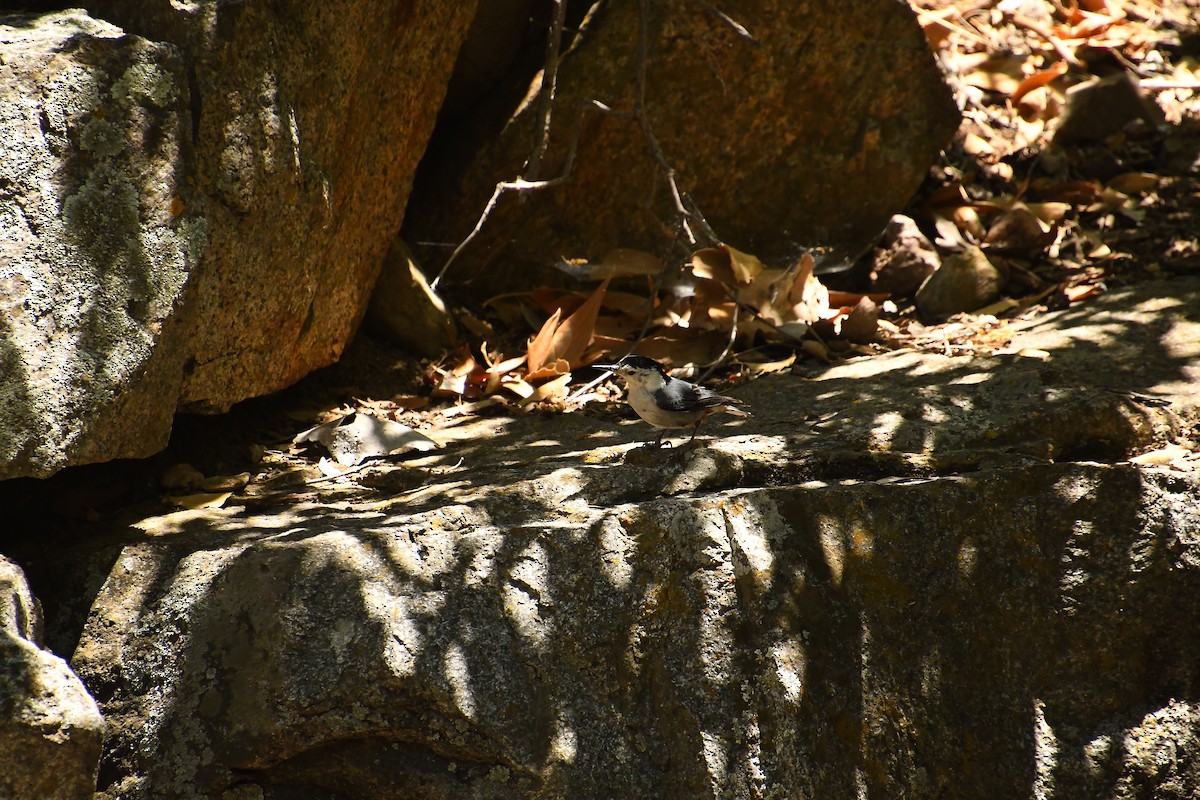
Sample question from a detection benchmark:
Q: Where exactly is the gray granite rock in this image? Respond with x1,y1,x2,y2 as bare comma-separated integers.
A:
1,555,105,800
0,10,203,479
64,278,1200,799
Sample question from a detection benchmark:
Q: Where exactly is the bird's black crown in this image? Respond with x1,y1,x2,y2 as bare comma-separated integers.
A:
611,355,668,375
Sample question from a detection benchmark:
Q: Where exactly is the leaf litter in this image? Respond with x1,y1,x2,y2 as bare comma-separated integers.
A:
151,0,1200,512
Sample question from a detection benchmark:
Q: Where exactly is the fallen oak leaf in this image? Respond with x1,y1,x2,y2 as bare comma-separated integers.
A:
526,358,572,382
527,279,610,372
827,291,890,307
526,307,562,374
1011,59,1069,106
723,243,767,284
691,247,738,284
483,350,527,394
294,412,440,466
691,243,767,285
517,373,573,407
1064,283,1103,303
547,277,610,369
761,252,828,335
1107,172,1159,194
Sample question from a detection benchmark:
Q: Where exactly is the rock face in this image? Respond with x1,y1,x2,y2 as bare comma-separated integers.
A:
0,2,475,479
1,556,105,800
0,11,205,478
64,279,1200,798
86,0,477,413
404,0,960,300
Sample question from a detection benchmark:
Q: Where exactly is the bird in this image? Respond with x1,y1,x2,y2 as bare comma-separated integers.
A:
597,355,750,446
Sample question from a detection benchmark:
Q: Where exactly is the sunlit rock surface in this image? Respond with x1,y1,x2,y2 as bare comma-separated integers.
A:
1,556,104,800
65,277,1200,799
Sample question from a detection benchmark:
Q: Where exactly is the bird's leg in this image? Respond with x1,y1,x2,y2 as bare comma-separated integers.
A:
687,412,712,446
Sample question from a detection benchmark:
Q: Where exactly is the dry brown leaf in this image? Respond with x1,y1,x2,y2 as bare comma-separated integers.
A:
691,243,766,286
526,358,572,382
691,247,737,284
484,352,526,394
1108,172,1158,194
544,278,610,369
600,331,730,368
393,395,429,411
739,350,796,374
749,253,828,339
518,373,573,407
828,291,890,306
1011,60,1069,106
1031,180,1101,205
526,308,562,374
723,243,767,284
962,55,1025,93
962,132,995,156
800,338,832,363
1025,202,1073,223
1054,11,1124,40
1064,283,1103,302
501,378,535,399
486,353,527,376
435,371,468,397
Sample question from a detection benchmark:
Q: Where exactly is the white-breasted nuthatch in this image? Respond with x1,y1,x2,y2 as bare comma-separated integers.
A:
597,355,750,445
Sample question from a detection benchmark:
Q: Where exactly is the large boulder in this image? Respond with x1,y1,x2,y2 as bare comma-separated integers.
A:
1,555,105,800
403,0,960,300
85,0,477,413
0,10,204,479
67,278,1200,798
0,2,476,479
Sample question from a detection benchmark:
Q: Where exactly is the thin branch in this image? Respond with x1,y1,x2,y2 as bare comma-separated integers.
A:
524,0,569,181
431,100,615,291
634,0,721,251
433,0,733,289
689,0,759,46
699,295,740,382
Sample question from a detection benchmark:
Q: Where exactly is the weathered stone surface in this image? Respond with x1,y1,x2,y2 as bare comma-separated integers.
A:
868,214,941,298
364,239,456,358
0,10,205,479
0,2,476,479
915,244,1005,321
64,278,1200,799
1,555,105,800
85,0,478,412
404,0,960,300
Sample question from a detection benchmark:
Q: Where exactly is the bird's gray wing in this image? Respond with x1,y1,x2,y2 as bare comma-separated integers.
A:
653,383,737,412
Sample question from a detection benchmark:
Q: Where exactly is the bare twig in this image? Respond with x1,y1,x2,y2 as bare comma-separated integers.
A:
430,100,615,291
525,0,569,181
690,0,759,45
1008,13,1083,67
433,0,733,290
699,297,740,382
634,0,721,251
1140,79,1200,92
